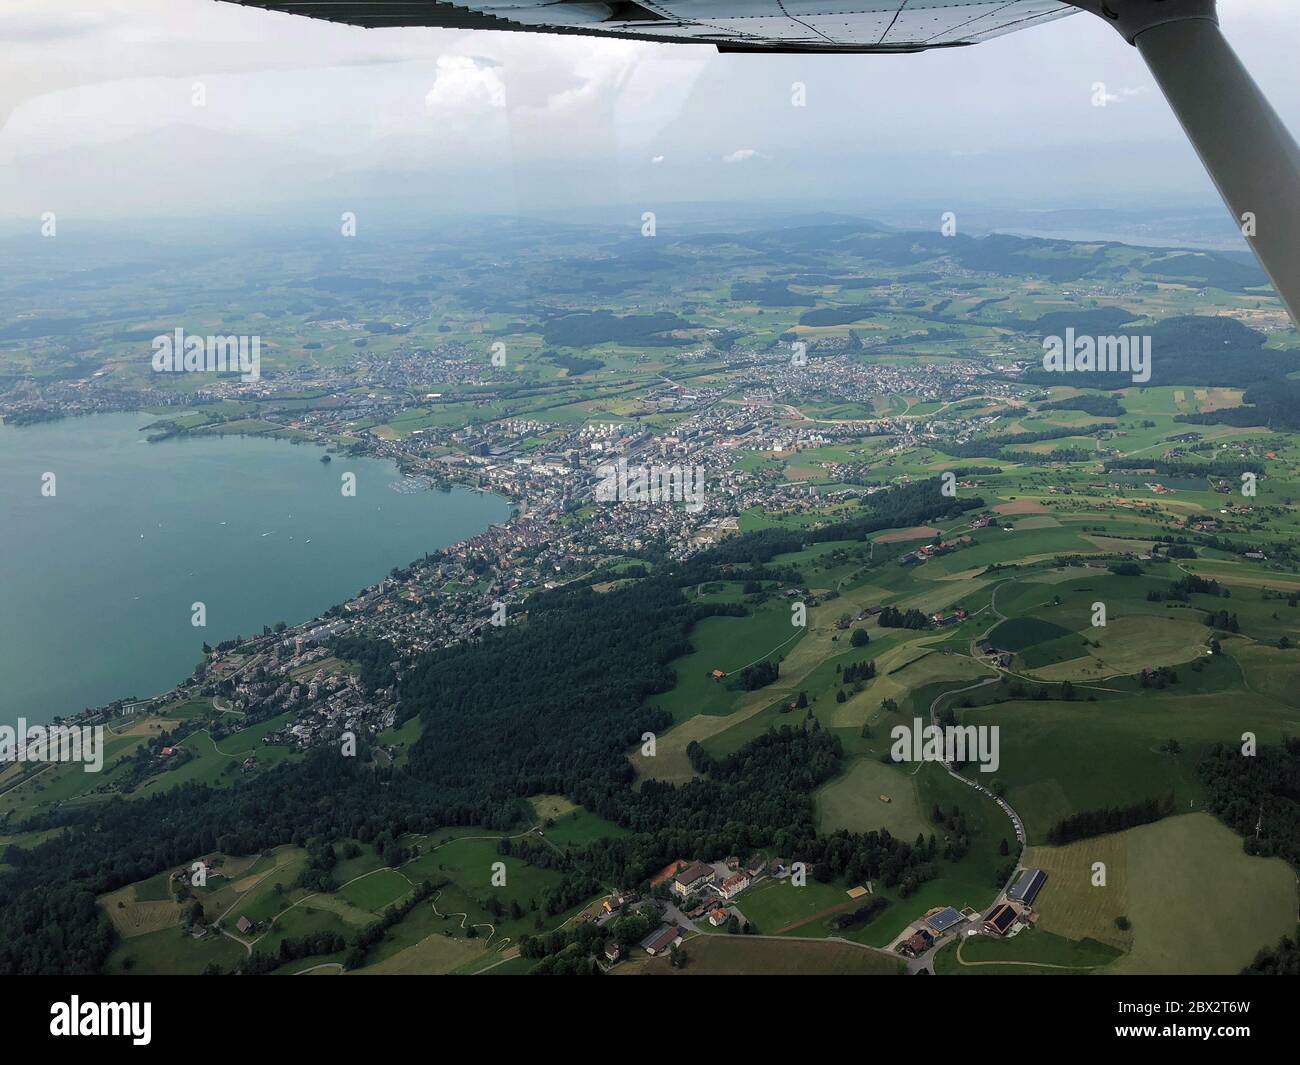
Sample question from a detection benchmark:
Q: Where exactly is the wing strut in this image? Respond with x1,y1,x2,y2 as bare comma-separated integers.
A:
1076,0,1300,325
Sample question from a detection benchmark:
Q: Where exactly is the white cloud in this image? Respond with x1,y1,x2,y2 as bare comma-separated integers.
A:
1096,84,1150,105
426,55,506,111
534,40,641,115
0,0,1296,217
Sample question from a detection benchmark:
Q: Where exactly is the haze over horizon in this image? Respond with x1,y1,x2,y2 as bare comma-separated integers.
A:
3,0,1298,225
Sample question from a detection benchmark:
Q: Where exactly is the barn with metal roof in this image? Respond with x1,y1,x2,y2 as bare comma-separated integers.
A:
1008,868,1048,906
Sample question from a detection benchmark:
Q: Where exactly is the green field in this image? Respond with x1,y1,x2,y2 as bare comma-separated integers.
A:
957,682,1300,842
988,616,1074,651
816,757,931,839
655,592,806,722
935,927,1123,975
1024,814,1297,975
617,933,904,975
339,869,413,913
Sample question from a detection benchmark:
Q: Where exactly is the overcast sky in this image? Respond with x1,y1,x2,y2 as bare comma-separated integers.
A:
2,0,1298,222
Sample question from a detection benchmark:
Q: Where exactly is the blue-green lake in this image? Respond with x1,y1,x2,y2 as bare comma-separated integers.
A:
0,412,511,725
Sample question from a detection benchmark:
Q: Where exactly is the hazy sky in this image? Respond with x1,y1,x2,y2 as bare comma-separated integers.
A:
2,0,1298,221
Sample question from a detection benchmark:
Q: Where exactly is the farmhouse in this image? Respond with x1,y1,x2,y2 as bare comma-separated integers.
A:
602,892,637,914
1007,868,1048,907
640,924,687,956
687,899,717,919
899,928,934,956
984,903,1019,937
235,916,254,935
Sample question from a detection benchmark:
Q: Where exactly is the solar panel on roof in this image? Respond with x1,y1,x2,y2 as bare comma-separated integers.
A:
927,906,964,932
1008,868,1047,904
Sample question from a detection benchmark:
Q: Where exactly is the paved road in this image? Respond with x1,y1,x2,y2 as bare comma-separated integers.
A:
926,677,1025,848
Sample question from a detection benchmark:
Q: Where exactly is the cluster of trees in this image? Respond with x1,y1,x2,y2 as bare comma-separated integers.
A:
244,931,347,975
805,829,940,898
877,606,930,630
939,425,1116,460
1243,931,1300,975
673,479,981,578
1046,797,1173,846
839,660,877,685
518,909,658,974
830,895,890,930
546,352,604,375
1200,739,1300,867
1178,377,1300,433
836,662,875,702
329,635,398,693
1203,610,1241,634
299,839,341,893
1147,573,1225,604
1105,456,1261,481
1139,666,1181,689
930,803,974,861
1108,561,1144,577
738,659,780,691
1039,394,1126,417
1032,315,1276,390
344,879,438,970
541,310,693,347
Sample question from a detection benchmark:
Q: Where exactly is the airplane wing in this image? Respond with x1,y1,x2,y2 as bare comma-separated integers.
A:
215,0,1299,326
215,0,1078,53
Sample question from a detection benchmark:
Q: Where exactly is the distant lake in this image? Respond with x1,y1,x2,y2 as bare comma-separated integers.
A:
0,412,511,726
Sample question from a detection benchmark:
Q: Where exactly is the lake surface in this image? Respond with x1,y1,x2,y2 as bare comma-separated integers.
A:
0,412,511,725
